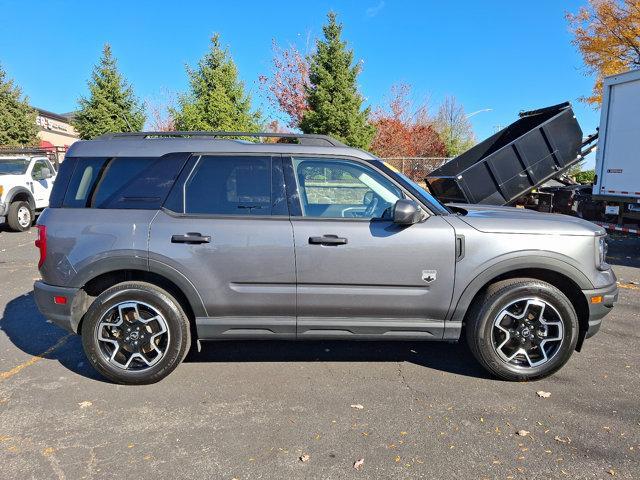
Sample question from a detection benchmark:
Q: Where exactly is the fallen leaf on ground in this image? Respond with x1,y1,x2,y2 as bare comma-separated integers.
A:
516,430,530,436
78,401,92,409
536,391,551,398
350,404,364,410
608,468,616,476
554,435,571,444
353,458,364,470
299,454,310,463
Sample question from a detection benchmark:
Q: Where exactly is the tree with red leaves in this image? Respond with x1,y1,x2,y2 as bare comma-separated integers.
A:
259,41,309,129
370,83,446,159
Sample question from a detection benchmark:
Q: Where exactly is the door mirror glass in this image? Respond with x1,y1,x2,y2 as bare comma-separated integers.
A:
393,199,423,225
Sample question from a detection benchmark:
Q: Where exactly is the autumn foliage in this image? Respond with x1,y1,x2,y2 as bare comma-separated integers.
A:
259,41,309,129
567,0,640,105
370,84,446,159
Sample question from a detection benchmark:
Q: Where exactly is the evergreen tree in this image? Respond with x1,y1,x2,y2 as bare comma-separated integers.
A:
172,34,261,132
0,63,38,146
300,12,375,149
74,44,145,139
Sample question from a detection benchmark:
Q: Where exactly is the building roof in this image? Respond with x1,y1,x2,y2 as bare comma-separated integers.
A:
35,107,75,124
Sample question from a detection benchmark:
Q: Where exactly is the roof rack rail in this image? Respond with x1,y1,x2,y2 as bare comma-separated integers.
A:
96,131,347,147
0,146,51,155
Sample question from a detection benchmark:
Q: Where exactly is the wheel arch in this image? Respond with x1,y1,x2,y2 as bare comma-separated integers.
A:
449,260,591,351
6,186,36,210
74,264,206,335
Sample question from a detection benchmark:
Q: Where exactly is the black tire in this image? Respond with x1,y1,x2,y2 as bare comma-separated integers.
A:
465,278,579,381
81,281,191,385
7,201,33,232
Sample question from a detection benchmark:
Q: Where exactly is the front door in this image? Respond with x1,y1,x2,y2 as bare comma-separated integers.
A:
30,159,56,208
149,155,296,339
286,156,456,340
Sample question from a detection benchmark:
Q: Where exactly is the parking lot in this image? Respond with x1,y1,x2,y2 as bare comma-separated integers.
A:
0,227,638,479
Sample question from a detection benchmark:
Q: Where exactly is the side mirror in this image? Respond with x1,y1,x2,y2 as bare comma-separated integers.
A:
41,167,52,179
392,199,423,225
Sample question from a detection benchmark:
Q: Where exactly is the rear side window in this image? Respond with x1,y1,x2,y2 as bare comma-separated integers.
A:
62,155,188,209
183,156,272,215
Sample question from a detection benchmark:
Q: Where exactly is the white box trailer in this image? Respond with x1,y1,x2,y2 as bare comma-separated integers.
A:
593,69,640,222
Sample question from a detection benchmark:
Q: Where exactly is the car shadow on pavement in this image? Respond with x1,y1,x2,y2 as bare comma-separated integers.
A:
1,291,490,382
187,339,492,380
0,291,104,381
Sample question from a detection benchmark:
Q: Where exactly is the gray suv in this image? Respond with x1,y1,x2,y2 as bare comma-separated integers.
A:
33,132,618,384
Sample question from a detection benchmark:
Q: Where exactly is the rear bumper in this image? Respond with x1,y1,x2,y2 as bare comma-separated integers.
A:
34,281,86,333
581,281,618,339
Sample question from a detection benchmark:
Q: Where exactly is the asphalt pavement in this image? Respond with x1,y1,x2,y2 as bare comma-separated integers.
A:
0,226,638,479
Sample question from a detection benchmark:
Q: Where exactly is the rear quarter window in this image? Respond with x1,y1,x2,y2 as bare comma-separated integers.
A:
61,154,189,209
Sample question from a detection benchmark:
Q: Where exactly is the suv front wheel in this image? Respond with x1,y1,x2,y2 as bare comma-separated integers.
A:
466,278,579,381
81,281,191,384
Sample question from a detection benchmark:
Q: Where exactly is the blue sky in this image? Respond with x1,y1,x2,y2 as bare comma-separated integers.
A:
0,0,600,164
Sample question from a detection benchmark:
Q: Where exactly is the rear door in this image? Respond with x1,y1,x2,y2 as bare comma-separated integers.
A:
285,156,456,340
149,154,297,339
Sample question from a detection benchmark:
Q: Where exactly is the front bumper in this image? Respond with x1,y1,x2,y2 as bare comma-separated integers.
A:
581,281,618,339
34,281,86,333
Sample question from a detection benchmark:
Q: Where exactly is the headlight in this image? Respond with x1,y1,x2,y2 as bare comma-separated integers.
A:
596,236,608,270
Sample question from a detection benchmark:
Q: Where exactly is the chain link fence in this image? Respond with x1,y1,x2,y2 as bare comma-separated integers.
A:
381,157,451,184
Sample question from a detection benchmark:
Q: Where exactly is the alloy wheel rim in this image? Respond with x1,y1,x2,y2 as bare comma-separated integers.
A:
17,206,31,227
96,301,170,371
491,297,564,368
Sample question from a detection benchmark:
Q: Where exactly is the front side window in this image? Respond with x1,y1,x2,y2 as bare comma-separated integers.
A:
293,158,403,219
184,156,272,215
31,160,49,180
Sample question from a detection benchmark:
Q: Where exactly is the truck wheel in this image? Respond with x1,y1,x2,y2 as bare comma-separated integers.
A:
7,201,33,232
81,281,191,385
466,278,579,381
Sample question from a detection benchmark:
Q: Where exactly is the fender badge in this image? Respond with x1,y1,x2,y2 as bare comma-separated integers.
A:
422,270,437,284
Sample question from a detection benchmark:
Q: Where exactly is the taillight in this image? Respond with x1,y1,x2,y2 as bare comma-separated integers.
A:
35,225,47,268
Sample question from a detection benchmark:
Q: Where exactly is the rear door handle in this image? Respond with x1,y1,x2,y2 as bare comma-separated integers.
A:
309,235,348,246
171,232,211,244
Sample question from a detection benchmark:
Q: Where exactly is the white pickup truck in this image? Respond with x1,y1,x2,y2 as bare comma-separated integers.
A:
0,154,57,231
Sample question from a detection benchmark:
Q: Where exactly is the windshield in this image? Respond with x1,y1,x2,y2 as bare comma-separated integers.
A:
394,171,451,214
0,158,30,175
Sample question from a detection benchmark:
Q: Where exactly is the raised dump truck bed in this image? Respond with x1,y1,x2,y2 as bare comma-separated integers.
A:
426,102,591,205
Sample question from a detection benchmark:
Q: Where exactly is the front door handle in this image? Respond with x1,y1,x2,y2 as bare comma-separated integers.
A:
171,232,211,244
309,235,348,246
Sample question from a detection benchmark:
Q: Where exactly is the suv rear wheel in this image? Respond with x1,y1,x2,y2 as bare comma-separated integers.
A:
466,279,579,381
7,201,33,232
81,281,190,384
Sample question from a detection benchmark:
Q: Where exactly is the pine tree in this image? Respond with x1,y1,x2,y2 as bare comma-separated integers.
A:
300,12,375,149
74,44,145,139
0,63,38,146
172,34,261,132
